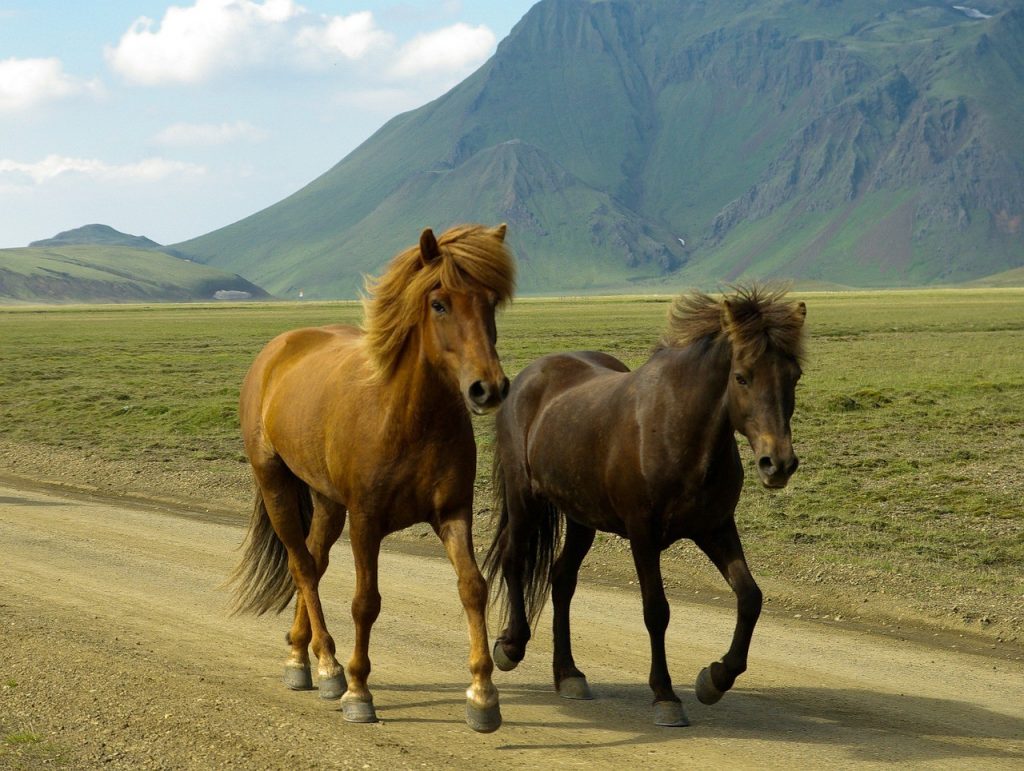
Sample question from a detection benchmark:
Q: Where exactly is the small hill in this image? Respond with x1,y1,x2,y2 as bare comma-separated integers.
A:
29,224,162,250
965,265,1024,287
0,245,270,303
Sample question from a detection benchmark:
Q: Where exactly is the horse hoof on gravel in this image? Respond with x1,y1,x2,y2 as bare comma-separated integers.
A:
695,666,724,705
341,692,378,723
557,676,594,700
318,673,346,700
283,665,313,691
492,639,519,672
653,700,690,727
466,701,502,733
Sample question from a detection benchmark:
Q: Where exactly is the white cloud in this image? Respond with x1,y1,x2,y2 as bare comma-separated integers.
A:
0,155,205,185
0,57,101,112
390,23,496,80
295,11,393,62
153,121,269,146
105,0,394,84
104,1,496,88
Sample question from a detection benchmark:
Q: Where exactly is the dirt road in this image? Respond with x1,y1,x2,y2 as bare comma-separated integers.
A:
2,483,1022,770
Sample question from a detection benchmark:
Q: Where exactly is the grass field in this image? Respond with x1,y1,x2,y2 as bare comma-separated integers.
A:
0,289,1021,639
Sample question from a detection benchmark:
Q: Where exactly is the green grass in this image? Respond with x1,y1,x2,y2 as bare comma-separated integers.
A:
0,289,1022,633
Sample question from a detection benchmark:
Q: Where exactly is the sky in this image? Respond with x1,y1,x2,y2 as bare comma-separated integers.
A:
0,0,538,248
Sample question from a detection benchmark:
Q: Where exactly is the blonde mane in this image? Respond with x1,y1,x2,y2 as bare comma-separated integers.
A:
361,224,516,379
659,285,806,362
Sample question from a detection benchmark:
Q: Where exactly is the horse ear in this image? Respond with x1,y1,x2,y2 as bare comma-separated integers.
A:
795,301,807,326
493,223,507,241
720,299,738,336
419,228,440,266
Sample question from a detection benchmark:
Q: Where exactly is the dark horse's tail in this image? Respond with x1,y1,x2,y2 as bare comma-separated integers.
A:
483,452,562,627
228,480,313,616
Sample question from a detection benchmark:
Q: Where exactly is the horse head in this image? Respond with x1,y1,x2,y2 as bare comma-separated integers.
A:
419,225,511,415
721,293,806,489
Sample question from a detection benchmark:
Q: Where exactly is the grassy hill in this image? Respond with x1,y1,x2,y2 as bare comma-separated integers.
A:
176,0,1024,297
0,245,270,303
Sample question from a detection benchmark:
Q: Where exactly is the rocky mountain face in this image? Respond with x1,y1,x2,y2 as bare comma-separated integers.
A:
177,0,1024,296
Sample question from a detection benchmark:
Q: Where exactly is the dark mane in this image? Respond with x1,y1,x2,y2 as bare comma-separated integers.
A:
361,224,516,379
659,285,806,362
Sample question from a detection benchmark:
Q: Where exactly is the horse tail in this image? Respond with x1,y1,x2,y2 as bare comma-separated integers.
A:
229,480,313,616
484,451,562,627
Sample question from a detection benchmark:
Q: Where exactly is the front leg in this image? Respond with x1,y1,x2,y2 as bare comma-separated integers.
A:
693,520,762,705
629,534,689,727
551,518,596,699
437,512,502,733
342,515,382,723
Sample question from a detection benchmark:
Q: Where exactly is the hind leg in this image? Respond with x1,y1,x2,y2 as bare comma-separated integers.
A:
492,487,545,671
692,520,762,705
285,491,347,698
551,518,596,699
253,462,344,694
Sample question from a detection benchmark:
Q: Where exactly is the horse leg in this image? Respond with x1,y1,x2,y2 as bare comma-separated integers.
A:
629,535,689,727
285,492,347,699
253,464,345,696
438,512,502,733
493,489,542,671
551,518,595,700
340,516,381,723
693,520,762,706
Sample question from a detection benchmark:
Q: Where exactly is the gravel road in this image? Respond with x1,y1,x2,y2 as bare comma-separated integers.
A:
2,483,1022,769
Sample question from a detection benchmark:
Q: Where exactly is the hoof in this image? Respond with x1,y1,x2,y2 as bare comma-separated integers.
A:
695,666,724,705
492,640,519,672
653,700,690,727
283,665,313,691
557,676,594,700
318,673,346,700
341,692,378,723
466,700,502,733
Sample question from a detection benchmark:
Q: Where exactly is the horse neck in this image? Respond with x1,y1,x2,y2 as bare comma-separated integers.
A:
648,337,734,443
380,328,465,440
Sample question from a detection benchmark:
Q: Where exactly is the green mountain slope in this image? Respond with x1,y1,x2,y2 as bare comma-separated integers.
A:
177,0,1024,297
0,245,270,303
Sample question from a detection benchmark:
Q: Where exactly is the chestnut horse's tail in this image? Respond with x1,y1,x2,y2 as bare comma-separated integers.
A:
229,481,314,616
484,452,562,627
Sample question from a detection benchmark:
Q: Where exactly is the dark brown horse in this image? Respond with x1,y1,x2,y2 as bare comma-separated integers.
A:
484,287,805,726
231,224,515,732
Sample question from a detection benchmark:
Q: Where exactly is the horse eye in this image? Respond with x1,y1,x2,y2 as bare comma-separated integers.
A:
735,373,748,386
431,300,447,314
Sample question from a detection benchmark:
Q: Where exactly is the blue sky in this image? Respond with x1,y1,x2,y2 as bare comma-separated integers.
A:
0,0,537,248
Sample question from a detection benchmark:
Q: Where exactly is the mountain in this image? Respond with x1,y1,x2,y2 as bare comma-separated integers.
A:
176,0,1024,297
0,245,270,303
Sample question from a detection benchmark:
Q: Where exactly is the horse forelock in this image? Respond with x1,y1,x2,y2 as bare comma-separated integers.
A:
660,285,805,363
361,224,516,379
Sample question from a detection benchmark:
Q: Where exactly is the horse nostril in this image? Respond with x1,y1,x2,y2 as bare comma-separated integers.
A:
499,377,510,401
758,456,776,476
468,380,489,405
787,456,800,475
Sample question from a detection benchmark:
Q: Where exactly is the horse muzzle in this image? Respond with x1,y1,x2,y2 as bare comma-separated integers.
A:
756,453,799,489
465,376,511,415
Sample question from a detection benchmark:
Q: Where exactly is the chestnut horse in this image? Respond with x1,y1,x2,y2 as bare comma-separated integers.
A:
484,287,805,727
231,223,515,732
